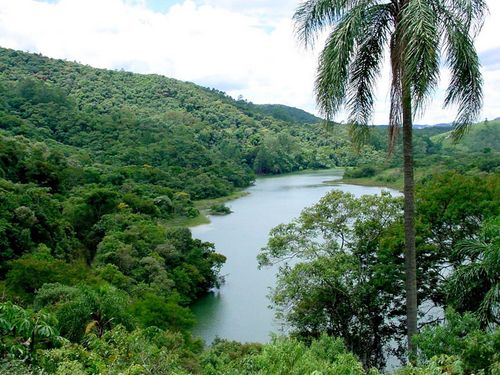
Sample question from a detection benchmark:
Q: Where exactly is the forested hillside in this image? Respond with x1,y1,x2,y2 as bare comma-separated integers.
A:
431,120,500,153
0,46,382,191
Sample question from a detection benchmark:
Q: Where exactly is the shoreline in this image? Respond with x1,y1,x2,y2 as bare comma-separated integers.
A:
169,168,400,228
166,190,250,228
184,168,345,228
332,177,403,191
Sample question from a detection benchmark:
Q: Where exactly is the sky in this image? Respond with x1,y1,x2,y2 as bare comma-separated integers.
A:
0,0,499,125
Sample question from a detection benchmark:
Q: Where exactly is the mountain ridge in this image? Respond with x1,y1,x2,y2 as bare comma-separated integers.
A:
0,46,379,200
0,46,320,126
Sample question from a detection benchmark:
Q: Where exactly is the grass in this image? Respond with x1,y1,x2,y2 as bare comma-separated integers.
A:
194,190,249,211
165,214,210,227
338,176,403,191
338,163,460,192
166,190,250,228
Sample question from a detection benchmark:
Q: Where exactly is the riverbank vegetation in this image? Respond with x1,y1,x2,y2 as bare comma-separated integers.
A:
0,46,498,374
342,120,500,190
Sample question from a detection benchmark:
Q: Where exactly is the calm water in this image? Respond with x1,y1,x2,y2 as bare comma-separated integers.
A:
191,170,399,344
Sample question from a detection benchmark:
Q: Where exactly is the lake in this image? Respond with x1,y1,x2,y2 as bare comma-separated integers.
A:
191,170,399,344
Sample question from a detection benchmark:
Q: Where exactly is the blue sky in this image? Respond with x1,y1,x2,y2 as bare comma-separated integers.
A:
142,0,179,12
4,0,500,124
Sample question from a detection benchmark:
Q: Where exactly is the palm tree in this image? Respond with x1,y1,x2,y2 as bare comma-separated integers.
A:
294,0,486,359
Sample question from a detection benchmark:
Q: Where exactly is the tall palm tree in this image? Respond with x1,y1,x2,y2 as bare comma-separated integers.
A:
294,0,486,359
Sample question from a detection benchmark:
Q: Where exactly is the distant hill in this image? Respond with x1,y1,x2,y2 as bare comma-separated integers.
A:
431,120,500,152
210,97,322,125
377,123,452,130
252,104,322,124
413,123,453,129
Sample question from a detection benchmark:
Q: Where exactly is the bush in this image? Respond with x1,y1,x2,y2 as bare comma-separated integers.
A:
209,204,232,215
203,335,365,375
414,309,500,374
344,166,377,178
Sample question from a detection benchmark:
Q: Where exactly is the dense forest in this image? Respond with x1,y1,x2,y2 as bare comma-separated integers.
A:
0,47,498,374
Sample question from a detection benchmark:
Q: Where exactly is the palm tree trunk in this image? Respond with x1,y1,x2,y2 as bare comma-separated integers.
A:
402,83,418,361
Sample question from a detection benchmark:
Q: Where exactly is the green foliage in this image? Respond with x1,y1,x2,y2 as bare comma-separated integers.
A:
344,165,377,178
0,175,80,274
201,338,263,372
0,359,42,375
37,325,201,374
417,173,499,253
0,46,381,189
259,191,404,369
342,122,500,190
394,356,464,375
252,103,322,124
130,292,195,331
0,128,227,334
0,302,62,361
414,309,499,374
34,283,133,342
6,250,90,303
209,204,232,215
446,217,500,326
432,121,500,153
203,334,365,375
1,305,497,374
253,132,302,174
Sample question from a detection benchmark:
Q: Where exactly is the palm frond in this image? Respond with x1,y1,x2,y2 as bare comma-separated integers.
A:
388,33,402,154
314,1,374,121
348,123,371,150
347,4,393,127
447,263,485,301
447,221,499,326
294,0,373,48
446,0,488,36
454,239,488,259
443,20,483,140
400,0,441,117
477,284,499,325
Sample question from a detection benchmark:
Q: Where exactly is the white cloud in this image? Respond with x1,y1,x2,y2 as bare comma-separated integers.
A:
203,0,298,20
0,0,498,124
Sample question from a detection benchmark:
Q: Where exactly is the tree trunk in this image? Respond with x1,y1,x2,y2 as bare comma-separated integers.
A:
402,84,418,361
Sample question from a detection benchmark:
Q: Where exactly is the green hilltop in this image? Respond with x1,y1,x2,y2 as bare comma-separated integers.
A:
431,120,500,153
